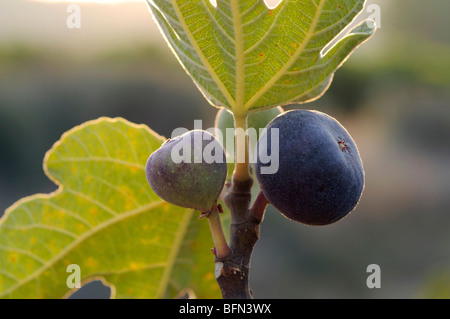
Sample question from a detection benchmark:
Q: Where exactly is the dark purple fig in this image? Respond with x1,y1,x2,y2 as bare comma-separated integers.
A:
255,110,364,225
146,130,227,212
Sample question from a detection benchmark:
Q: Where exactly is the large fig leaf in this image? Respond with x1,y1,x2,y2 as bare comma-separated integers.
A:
146,0,375,113
0,118,222,298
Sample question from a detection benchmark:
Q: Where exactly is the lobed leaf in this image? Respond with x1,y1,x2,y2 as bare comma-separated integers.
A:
146,0,375,113
0,118,223,299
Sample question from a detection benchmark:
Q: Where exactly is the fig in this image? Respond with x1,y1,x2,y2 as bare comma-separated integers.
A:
255,110,364,225
146,130,227,212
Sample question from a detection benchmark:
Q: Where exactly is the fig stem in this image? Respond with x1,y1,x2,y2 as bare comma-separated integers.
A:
215,113,264,299
250,191,269,222
216,177,259,299
207,209,231,259
232,114,251,182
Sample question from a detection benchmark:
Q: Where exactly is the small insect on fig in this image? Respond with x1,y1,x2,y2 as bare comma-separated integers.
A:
338,137,351,153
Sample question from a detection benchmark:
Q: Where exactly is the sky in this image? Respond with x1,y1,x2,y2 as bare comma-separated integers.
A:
0,0,163,51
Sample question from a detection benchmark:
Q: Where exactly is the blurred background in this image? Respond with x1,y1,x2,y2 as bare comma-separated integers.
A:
0,0,449,298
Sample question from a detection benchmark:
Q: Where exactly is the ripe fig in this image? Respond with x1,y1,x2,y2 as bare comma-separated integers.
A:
146,130,227,212
255,110,364,225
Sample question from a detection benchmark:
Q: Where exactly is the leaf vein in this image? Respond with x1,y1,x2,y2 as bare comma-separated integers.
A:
0,200,167,298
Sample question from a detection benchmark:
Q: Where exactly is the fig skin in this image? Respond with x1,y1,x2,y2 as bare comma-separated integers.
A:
146,130,227,212
255,110,365,226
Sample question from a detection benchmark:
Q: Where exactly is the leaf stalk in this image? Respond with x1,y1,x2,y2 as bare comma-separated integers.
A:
207,208,231,259
232,114,251,182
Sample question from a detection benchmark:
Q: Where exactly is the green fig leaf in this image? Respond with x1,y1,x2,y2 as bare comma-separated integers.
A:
0,118,224,299
146,0,375,113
